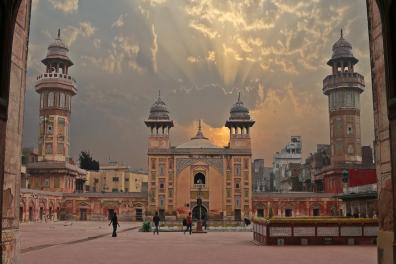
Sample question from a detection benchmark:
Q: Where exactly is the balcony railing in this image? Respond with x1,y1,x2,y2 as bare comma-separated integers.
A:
323,72,365,93
193,184,205,189
36,73,76,83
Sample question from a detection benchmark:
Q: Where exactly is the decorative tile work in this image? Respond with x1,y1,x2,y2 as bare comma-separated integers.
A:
317,227,339,237
341,226,362,236
293,227,315,237
176,158,224,175
270,227,292,237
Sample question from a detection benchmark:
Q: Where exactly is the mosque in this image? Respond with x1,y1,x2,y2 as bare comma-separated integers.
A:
145,93,255,220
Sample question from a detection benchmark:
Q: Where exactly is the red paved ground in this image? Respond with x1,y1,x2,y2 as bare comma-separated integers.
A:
20,222,376,264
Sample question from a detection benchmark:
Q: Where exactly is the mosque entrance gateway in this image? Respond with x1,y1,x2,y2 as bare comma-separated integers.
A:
192,205,207,221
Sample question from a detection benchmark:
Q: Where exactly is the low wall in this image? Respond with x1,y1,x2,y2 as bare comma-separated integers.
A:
252,217,378,245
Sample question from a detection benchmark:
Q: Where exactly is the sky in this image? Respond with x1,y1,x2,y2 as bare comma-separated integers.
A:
23,0,374,170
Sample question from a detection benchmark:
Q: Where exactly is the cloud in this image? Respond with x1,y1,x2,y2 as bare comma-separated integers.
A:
187,56,199,64
93,38,101,49
151,24,158,73
81,34,141,74
189,22,218,39
48,0,79,14
112,13,127,28
207,51,215,62
79,22,96,37
61,22,96,46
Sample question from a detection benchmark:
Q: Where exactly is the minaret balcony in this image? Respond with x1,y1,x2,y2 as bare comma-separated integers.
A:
323,72,365,95
35,73,77,95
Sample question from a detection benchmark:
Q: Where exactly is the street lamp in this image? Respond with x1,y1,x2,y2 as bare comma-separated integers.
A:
196,179,203,232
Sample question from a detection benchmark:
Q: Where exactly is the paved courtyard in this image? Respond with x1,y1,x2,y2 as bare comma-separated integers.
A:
21,222,376,264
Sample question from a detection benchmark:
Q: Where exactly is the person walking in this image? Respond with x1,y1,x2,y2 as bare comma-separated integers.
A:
109,212,120,237
184,212,192,235
153,211,160,235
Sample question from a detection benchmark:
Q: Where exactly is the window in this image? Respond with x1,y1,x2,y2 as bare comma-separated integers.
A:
60,93,65,108
159,180,164,189
54,177,60,188
151,158,156,169
47,123,53,134
65,94,69,110
347,145,354,154
48,92,54,107
112,188,118,192
44,177,49,187
159,163,165,176
257,209,264,217
159,195,165,208
45,143,53,154
58,117,65,134
125,188,128,192
234,164,241,177
313,208,320,216
125,177,129,182
347,124,353,135
285,208,293,217
235,196,241,208
194,173,205,184
235,182,240,189
168,189,173,197
112,177,119,182
57,143,64,155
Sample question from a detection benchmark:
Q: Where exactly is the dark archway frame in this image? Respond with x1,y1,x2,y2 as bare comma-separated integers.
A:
0,0,395,261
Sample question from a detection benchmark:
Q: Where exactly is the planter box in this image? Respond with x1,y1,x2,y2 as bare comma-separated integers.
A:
252,218,378,246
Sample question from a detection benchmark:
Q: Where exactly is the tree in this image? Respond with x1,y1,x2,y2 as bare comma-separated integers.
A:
79,151,99,171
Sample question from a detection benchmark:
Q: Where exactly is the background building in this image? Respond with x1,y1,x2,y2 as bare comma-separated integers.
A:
252,159,272,192
85,162,148,193
272,136,302,191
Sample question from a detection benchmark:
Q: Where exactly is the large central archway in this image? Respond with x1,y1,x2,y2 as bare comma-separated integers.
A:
192,205,208,221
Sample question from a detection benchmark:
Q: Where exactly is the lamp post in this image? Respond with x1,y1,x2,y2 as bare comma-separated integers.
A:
196,179,203,232
341,169,349,216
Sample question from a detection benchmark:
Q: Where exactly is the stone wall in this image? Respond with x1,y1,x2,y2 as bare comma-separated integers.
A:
366,0,394,263
2,0,31,263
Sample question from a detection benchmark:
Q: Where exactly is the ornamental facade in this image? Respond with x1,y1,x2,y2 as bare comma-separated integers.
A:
145,93,255,220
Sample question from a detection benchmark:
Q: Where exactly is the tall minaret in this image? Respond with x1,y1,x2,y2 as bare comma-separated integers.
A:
35,29,77,161
323,30,365,165
225,93,255,149
144,91,174,149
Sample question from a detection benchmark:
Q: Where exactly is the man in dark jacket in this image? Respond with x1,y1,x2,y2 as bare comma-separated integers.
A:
109,212,120,237
153,211,160,235
184,212,193,235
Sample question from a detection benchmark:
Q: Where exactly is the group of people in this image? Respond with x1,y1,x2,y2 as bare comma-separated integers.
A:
152,211,193,235
109,211,204,237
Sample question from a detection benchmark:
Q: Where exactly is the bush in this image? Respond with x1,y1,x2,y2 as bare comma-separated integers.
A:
142,221,152,232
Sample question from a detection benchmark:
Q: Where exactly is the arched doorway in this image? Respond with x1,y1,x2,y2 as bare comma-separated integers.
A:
194,172,205,185
192,205,207,220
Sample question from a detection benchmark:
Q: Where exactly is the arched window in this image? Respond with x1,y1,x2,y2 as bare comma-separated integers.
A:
48,92,54,107
59,93,65,108
40,94,44,108
194,173,205,185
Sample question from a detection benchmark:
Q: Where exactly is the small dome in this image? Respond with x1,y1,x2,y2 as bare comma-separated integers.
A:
176,120,220,149
148,93,170,120
229,93,251,120
42,29,73,66
328,29,358,65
